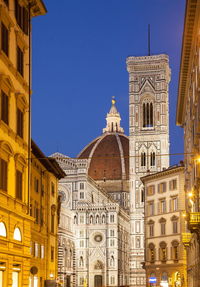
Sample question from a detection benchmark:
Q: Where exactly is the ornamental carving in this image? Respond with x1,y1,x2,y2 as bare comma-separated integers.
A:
94,260,103,270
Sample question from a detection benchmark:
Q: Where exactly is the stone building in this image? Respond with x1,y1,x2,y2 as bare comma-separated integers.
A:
53,100,130,287
30,141,65,287
141,165,187,287
126,54,171,286
176,0,200,286
0,1,46,286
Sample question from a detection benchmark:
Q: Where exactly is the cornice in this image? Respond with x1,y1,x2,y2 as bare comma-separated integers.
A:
177,0,200,125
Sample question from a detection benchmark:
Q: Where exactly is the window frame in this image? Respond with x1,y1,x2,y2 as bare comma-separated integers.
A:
16,107,24,138
17,45,24,76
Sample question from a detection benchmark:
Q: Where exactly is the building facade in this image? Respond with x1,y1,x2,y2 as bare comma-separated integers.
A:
142,165,187,287
0,1,46,286
30,141,65,287
53,153,130,287
177,1,200,287
126,54,171,286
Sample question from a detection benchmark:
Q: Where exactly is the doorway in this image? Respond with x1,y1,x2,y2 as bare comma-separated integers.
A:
94,275,102,287
65,275,71,287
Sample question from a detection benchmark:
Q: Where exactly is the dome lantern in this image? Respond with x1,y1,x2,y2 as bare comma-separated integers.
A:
103,97,124,134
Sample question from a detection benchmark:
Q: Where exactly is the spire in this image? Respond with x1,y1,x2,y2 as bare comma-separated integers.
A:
103,97,124,133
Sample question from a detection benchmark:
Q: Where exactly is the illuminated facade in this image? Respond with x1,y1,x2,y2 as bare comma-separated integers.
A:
30,141,65,287
0,1,46,286
53,153,130,287
126,54,171,286
142,165,187,287
177,1,200,286
53,101,130,287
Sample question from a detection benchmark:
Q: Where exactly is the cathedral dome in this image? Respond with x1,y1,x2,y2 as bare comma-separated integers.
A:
77,98,129,181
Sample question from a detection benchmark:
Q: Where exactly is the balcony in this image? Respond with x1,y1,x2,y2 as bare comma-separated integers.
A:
182,233,192,246
189,212,200,231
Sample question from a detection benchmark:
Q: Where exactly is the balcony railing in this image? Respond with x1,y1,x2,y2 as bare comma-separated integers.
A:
189,212,200,224
182,233,192,246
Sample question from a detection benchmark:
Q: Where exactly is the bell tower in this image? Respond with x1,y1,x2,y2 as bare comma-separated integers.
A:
126,54,171,286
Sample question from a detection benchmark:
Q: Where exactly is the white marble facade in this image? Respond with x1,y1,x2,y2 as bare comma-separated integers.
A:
53,153,130,287
126,54,171,287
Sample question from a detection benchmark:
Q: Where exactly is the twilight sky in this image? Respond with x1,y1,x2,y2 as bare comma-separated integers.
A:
32,0,186,165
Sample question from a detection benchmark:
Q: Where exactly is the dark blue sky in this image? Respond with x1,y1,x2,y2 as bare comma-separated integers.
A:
32,0,185,165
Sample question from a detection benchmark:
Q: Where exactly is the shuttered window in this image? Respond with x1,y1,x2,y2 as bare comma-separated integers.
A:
17,108,23,138
16,170,22,200
1,22,9,56
15,0,29,35
169,179,177,190
17,46,24,76
147,185,155,196
0,158,8,191
158,182,166,193
1,91,9,125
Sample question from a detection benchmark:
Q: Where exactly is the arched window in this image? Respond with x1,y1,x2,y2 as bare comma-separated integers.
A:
143,101,153,127
159,241,167,262
90,215,93,224
64,248,68,267
0,222,7,237
150,152,156,166
79,256,84,267
74,216,77,224
102,214,105,223
13,227,21,241
141,152,146,167
171,240,179,261
96,215,99,224
141,189,144,203
110,256,114,267
136,237,140,248
148,243,155,263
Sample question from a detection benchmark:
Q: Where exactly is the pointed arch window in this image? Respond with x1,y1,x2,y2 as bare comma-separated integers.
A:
13,227,21,241
90,215,93,224
150,152,156,166
143,101,153,127
141,152,146,167
110,256,115,267
0,222,7,237
102,214,105,223
74,215,77,224
96,215,99,224
79,256,84,267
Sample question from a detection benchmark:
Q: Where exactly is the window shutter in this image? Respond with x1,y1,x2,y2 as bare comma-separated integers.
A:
169,199,172,212
170,246,173,260
16,170,22,200
177,245,180,260
23,7,29,35
169,180,172,191
158,184,160,193
159,248,161,260
158,201,160,214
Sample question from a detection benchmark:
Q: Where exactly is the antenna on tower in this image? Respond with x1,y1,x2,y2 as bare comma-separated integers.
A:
148,24,151,56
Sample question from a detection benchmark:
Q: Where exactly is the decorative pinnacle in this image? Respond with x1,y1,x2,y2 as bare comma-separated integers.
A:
112,96,116,105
